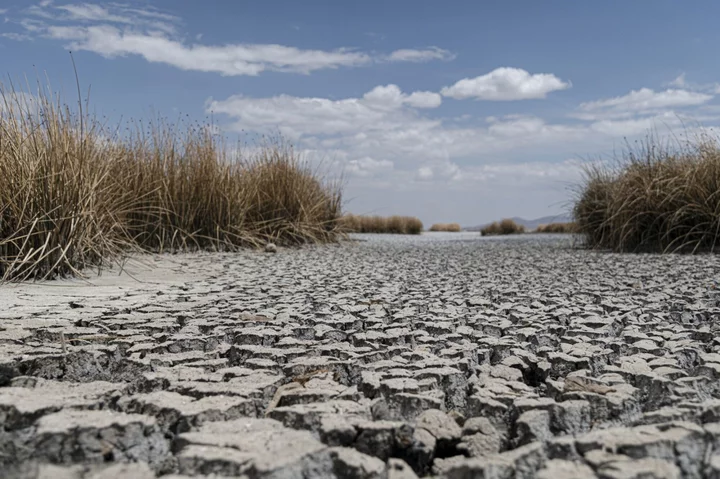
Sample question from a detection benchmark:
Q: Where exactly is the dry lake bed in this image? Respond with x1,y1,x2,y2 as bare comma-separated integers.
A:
2,233,720,478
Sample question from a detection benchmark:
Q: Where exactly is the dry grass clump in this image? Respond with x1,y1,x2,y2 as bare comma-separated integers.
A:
340,214,423,234
480,218,526,236
574,134,720,253
0,80,342,281
535,222,578,234
0,84,135,281
429,223,462,232
239,145,342,244
114,121,253,252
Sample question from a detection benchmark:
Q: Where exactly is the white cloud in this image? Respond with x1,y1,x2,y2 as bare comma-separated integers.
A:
44,24,372,75
0,32,32,41
587,111,689,137
577,88,712,120
416,166,434,180
207,81,720,196
207,85,597,188
386,47,454,63
441,67,571,101
57,4,136,22
668,73,686,88
31,2,180,33
362,84,442,109
425,162,462,181
14,2,454,75
458,158,585,184
207,84,442,138
346,157,394,177
206,81,720,224
405,91,443,108
19,19,46,33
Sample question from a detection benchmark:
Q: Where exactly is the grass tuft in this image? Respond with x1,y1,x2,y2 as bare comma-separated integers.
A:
429,223,462,232
480,218,526,236
535,222,578,234
573,133,720,253
0,79,342,282
340,214,423,234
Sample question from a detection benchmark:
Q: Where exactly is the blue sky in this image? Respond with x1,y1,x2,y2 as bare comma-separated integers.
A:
2,1,720,226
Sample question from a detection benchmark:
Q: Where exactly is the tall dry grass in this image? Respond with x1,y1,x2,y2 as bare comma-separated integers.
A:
574,134,720,253
535,222,578,234
0,81,342,281
340,214,423,234
0,83,136,281
429,223,462,232
480,218,525,236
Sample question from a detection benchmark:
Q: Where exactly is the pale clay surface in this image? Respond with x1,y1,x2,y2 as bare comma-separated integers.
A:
2,232,720,478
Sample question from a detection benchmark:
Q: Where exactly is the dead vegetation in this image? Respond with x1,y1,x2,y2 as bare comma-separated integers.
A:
535,222,578,234
574,133,720,253
0,79,342,282
339,214,423,235
429,223,462,232
480,218,526,236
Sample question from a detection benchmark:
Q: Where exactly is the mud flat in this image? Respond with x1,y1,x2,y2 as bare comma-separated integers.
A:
2,233,720,478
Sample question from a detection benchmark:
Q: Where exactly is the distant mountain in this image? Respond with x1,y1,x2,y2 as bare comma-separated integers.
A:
464,214,573,232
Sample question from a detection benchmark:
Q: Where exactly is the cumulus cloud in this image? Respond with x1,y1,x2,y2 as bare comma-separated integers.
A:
207,84,599,190
405,91,443,108
207,84,442,138
12,2,454,75
207,80,720,196
441,67,571,101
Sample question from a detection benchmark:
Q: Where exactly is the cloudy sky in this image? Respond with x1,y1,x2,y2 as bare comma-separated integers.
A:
2,1,720,226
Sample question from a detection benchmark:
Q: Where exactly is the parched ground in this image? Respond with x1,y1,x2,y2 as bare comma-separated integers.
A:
1,233,720,479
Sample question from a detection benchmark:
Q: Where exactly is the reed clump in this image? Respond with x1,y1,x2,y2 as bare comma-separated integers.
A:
429,223,462,232
574,133,720,253
0,80,342,281
480,218,525,236
535,222,578,234
339,214,423,234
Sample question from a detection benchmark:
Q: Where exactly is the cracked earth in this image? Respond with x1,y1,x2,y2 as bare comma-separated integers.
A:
2,233,720,478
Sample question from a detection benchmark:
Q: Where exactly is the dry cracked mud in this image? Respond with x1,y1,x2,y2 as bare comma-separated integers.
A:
2,232,720,478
